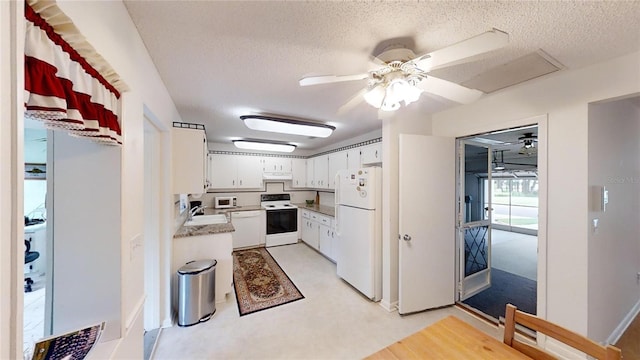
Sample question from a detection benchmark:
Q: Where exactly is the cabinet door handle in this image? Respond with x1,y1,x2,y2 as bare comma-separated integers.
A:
403,234,412,241
240,180,243,186
232,180,235,186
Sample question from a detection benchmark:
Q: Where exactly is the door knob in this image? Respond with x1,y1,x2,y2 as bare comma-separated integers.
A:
403,234,411,241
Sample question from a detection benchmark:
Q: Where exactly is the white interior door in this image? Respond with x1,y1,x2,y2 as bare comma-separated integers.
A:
398,134,455,314
457,140,492,300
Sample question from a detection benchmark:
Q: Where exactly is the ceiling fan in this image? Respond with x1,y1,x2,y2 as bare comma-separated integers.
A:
518,132,538,156
299,29,509,112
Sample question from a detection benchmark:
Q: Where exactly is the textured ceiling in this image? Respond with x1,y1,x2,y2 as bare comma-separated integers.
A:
124,1,640,151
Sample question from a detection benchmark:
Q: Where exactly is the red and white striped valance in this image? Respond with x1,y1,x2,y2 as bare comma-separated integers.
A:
24,1,128,145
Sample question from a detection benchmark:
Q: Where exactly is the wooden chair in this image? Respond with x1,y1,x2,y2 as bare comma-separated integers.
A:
503,304,622,360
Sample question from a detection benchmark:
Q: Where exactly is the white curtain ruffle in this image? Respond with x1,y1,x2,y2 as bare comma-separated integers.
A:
24,0,128,145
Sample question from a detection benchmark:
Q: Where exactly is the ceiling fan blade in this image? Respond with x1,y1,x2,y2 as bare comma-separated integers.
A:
418,76,483,104
299,73,369,87
337,88,367,115
415,29,509,71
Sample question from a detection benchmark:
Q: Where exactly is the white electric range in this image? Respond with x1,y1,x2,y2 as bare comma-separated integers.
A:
261,193,298,247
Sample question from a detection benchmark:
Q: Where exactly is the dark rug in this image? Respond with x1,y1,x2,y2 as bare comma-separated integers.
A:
232,247,304,316
463,268,537,320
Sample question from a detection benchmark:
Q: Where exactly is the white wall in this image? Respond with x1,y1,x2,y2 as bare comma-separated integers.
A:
24,180,46,217
381,108,432,310
49,132,122,341
42,0,182,355
587,97,640,342
431,51,640,338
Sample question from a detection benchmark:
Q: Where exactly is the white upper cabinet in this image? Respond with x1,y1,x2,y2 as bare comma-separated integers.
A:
208,154,236,189
262,157,292,174
172,127,207,194
328,151,347,189
291,158,306,188
346,148,361,170
209,154,263,189
313,155,329,189
236,156,263,188
360,142,382,166
305,158,315,188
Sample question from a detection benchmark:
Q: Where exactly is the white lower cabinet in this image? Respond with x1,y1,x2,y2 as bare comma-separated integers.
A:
301,218,319,249
173,233,233,304
300,209,335,262
319,224,332,258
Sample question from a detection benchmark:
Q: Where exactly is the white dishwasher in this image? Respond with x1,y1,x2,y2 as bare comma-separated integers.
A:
230,210,265,249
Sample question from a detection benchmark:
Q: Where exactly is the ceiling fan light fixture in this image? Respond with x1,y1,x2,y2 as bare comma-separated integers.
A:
363,85,385,108
232,139,296,153
240,115,335,138
366,78,423,112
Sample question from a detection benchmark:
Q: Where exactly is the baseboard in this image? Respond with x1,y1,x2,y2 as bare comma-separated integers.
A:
544,338,589,359
379,299,398,312
125,296,146,330
607,297,640,345
161,318,173,329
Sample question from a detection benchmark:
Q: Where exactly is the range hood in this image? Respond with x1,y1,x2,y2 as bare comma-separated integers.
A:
263,172,292,180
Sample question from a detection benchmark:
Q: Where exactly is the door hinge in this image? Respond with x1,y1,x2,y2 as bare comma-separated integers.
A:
457,282,463,292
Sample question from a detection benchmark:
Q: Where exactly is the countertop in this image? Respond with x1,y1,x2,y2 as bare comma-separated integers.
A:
294,203,335,217
173,206,264,239
173,221,235,238
208,205,263,214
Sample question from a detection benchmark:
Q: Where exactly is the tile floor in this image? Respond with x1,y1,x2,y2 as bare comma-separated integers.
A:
152,243,503,359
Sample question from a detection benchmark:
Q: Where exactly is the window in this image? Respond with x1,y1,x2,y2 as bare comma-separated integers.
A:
485,178,538,231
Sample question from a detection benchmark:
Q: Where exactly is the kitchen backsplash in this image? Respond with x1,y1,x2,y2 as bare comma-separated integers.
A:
191,182,335,208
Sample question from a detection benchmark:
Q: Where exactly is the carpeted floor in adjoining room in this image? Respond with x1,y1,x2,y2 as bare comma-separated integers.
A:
462,267,537,320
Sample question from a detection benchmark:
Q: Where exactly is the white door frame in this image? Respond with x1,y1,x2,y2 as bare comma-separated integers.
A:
452,115,548,322
142,106,173,329
2,1,25,358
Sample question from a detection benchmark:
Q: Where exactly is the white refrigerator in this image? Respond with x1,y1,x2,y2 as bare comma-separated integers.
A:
334,167,382,301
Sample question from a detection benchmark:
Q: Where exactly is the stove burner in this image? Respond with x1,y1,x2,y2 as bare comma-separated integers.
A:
260,193,297,211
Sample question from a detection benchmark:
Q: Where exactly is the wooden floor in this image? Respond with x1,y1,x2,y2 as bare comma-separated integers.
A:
615,312,640,359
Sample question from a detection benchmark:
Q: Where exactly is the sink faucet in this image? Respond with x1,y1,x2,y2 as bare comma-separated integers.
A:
188,205,206,221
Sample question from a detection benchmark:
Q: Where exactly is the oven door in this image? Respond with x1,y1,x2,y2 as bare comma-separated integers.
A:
266,208,298,235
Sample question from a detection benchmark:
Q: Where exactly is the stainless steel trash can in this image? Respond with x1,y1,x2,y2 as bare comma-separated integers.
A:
177,259,216,327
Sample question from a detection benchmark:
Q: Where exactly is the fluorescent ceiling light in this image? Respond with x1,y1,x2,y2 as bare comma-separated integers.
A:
232,140,296,153
240,115,335,138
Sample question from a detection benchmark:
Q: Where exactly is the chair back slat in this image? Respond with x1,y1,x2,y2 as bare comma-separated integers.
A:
503,304,622,360
512,340,558,360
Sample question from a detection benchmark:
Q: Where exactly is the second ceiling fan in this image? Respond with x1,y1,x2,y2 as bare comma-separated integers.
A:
299,29,509,112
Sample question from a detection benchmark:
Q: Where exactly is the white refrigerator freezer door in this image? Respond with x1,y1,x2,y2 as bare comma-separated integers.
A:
336,168,378,210
336,205,379,300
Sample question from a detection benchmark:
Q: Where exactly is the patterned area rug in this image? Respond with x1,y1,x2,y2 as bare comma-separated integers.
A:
232,247,304,316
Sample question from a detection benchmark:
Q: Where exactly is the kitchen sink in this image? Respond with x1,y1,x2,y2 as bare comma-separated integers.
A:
184,214,228,226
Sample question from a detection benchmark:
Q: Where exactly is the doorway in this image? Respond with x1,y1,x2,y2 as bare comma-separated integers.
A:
456,125,539,322
23,120,49,354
